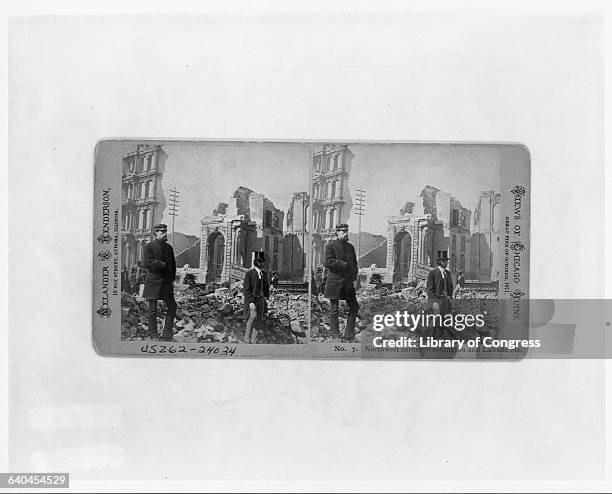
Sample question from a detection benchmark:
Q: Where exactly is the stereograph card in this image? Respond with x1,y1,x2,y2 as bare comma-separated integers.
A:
92,140,530,359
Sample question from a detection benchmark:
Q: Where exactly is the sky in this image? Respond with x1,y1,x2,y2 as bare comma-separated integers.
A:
126,142,311,237
344,143,501,235
125,142,500,237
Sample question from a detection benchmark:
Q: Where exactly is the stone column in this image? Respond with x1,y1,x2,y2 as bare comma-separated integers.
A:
386,224,395,271
221,221,232,281
200,225,209,281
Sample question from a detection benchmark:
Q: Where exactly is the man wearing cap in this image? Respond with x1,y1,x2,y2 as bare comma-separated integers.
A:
426,251,454,317
243,251,270,344
324,223,360,342
142,224,177,341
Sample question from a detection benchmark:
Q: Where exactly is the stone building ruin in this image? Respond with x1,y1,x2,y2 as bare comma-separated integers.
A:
311,144,354,268
387,186,472,283
200,186,284,283
121,144,168,268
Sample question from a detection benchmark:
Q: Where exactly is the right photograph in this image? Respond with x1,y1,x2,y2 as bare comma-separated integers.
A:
309,143,503,345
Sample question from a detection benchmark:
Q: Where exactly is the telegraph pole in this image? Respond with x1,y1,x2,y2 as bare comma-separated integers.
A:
168,188,180,246
354,187,366,262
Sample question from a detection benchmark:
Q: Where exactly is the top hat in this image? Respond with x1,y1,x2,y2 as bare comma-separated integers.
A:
335,223,349,232
153,223,168,231
436,250,449,261
252,251,266,264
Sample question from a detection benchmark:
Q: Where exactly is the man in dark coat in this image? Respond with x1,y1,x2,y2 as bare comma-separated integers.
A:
323,223,360,341
143,224,177,341
426,251,454,317
243,251,269,344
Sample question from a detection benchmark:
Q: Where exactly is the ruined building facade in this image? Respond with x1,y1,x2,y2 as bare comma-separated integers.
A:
281,192,309,280
200,187,284,283
311,144,354,268
386,186,472,283
470,191,501,282
121,145,167,268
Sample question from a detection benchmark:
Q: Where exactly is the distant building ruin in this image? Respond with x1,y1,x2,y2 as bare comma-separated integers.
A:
387,186,472,283
281,191,309,281
470,191,501,282
311,144,354,268
200,186,284,283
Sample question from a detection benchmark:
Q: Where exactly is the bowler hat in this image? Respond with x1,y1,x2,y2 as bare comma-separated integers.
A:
335,223,349,232
153,223,168,231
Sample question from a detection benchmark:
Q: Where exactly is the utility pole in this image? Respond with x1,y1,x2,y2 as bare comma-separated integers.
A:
354,187,366,262
168,188,179,246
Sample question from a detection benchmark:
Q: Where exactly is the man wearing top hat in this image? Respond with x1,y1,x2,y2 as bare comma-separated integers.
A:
243,251,270,344
142,224,177,341
426,250,454,317
323,223,360,342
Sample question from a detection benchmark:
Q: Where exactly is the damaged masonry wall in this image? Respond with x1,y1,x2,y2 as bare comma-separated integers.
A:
471,191,501,282
282,192,309,281
311,144,354,269
387,185,472,284
121,144,168,269
200,186,284,283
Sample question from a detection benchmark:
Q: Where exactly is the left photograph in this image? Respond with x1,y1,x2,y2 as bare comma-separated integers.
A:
119,142,311,345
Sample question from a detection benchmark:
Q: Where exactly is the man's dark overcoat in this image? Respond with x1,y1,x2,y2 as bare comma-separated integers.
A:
323,239,358,300
426,267,454,300
243,268,270,320
142,239,176,300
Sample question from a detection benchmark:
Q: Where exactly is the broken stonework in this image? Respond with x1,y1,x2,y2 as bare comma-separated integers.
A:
311,284,498,343
121,283,309,344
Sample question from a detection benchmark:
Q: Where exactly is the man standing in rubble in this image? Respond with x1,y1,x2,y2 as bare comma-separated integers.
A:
426,251,454,338
243,251,270,344
143,223,177,341
324,223,360,342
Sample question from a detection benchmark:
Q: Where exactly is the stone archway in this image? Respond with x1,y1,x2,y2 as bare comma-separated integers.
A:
206,231,225,282
393,231,412,282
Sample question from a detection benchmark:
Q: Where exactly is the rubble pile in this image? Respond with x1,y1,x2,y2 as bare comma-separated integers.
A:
121,293,153,340
311,283,498,342
310,286,430,342
122,281,497,345
266,290,309,338
121,285,308,344
310,298,334,342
